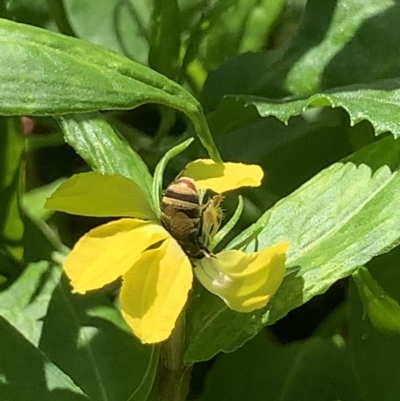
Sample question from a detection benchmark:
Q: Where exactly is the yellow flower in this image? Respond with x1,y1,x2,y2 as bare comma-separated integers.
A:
46,159,287,344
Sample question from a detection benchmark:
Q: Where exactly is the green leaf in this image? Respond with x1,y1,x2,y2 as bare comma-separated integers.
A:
197,0,282,70
353,266,400,333
39,276,159,401
0,117,24,262
57,112,155,211
63,0,150,64
199,333,361,401
349,246,400,401
149,0,181,80
0,315,89,400
239,0,285,53
283,0,396,95
203,0,395,111
0,18,188,114
215,80,400,139
152,137,194,217
181,0,236,80
22,179,65,221
186,135,400,362
0,18,221,162
186,282,262,362
0,261,61,345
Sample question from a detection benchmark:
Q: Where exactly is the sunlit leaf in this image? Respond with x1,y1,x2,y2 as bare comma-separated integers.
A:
0,18,221,161
0,316,89,400
40,276,158,401
186,135,400,362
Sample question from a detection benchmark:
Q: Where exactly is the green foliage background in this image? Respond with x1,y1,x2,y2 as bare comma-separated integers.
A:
1,0,400,400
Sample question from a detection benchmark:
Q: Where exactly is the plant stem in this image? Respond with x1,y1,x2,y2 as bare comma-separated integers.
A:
47,0,76,37
152,106,176,147
158,309,192,401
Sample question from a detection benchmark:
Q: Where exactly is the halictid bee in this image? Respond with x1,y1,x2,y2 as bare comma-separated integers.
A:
161,177,220,260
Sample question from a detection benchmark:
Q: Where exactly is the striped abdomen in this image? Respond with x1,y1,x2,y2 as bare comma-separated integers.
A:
161,177,204,258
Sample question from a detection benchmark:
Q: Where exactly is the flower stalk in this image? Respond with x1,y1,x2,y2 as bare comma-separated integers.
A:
159,308,192,401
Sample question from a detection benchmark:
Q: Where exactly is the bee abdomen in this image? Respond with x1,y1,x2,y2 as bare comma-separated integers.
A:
161,177,207,259
163,187,199,205
161,178,200,219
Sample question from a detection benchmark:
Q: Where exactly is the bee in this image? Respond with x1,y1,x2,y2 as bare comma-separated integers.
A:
161,177,212,259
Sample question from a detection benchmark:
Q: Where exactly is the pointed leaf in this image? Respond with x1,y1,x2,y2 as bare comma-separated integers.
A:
0,18,221,161
0,18,190,114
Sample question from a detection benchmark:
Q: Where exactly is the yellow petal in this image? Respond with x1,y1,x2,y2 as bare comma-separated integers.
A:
65,219,168,293
120,237,192,344
182,159,264,193
46,172,156,220
194,243,289,312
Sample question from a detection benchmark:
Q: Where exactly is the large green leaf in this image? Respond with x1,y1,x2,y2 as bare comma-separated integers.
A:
63,0,150,64
203,0,400,141
348,245,400,401
186,135,400,362
0,18,221,162
39,276,158,401
0,117,24,263
0,316,89,400
199,333,361,401
57,113,155,211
